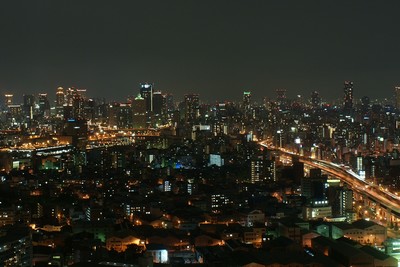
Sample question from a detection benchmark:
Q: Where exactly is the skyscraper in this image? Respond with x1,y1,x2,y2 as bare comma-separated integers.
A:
343,81,353,110
243,91,251,117
56,87,65,107
56,87,65,117
132,94,146,128
184,94,199,123
165,93,174,113
152,91,164,115
23,94,35,119
38,93,50,117
140,83,153,112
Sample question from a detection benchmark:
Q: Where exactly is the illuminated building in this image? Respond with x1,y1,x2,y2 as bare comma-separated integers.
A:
184,94,199,123
146,244,169,264
152,91,164,115
332,220,387,245
22,94,34,119
8,105,22,119
339,187,353,218
211,193,230,213
0,226,32,267
132,94,146,128
140,83,153,112
106,234,142,252
38,93,50,117
4,94,13,107
108,103,131,128
66,87,75,106
250,156,276,183
243,91,251,117
62,118,88,149
55,87,65,116
251,158,264,183
56,87,65,107
165,93,174,113
72,90,86,119
343,81,353,110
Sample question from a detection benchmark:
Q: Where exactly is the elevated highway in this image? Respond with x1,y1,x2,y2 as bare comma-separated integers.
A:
260,142,400,220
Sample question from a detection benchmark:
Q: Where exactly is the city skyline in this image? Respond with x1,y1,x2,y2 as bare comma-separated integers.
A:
2,80,399,106
1,1,400,101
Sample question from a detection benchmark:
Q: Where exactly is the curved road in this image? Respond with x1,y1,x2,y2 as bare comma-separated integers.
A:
260,142,400,217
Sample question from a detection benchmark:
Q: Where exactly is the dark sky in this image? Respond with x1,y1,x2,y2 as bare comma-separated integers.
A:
1,0,400,102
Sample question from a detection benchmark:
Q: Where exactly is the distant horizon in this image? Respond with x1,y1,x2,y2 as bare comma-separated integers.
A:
2,80,398,105
2,1,400,103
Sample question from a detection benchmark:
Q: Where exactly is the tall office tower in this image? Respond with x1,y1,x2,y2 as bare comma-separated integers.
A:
38,93,50,116
165,93,174,113
311,91,321,109
243,91,251,116
72,93,85,119
214,102,228,135
66,87,75,106
152,91,164,115
84,98,96,121
23,94,35,119
343,81,354,110
56,87,65,106
4,94,13,107
55,87,65,117
140,83,153,112
395,87,400,109
108,103,132,128
216,102,227,122
132,94,147,128
184,94,200,123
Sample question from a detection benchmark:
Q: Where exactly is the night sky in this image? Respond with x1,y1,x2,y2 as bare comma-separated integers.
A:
1,0,400,102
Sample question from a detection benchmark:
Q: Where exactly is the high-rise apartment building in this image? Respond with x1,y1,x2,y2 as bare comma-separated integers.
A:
0,226,32,266
339,187,353,217
251,156,276,183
